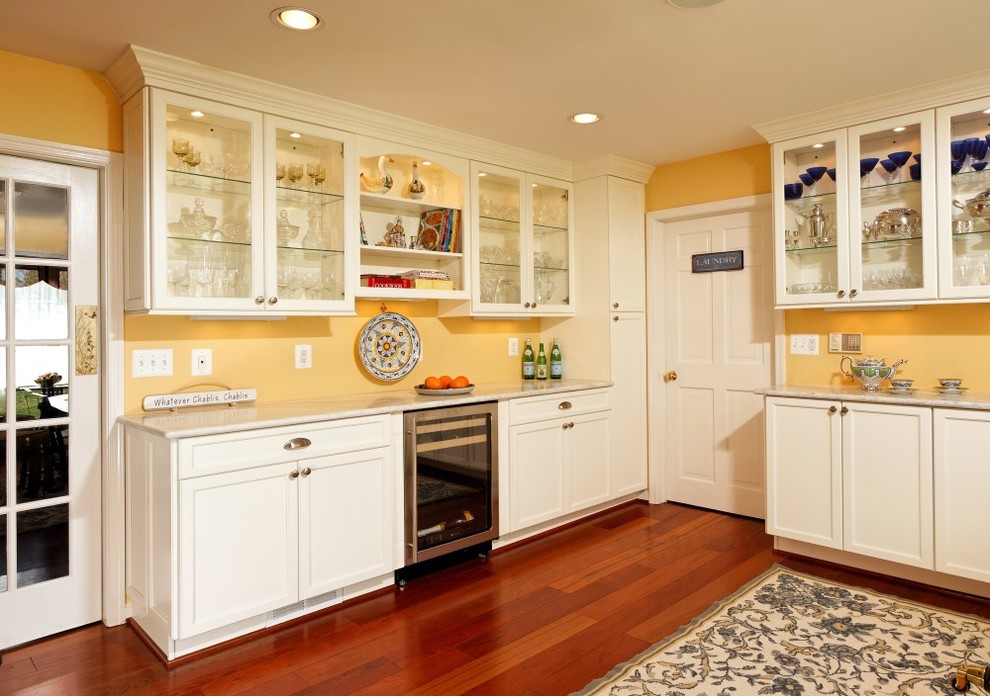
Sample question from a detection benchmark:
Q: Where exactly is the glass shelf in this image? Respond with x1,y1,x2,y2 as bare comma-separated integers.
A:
166,169,250,196
275,185,344,206
533,222,569,234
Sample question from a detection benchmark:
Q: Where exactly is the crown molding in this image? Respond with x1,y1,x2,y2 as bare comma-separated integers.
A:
753,67,990,144
572,154,654,184
106,46,587,180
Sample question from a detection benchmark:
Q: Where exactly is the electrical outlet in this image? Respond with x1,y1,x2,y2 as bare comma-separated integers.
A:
132,349,173,377
295,344,312,369
789,334,820,356
191,348,212,376
508,337,519,357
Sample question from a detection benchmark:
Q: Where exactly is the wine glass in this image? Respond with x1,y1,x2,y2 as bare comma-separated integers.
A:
287,164,304,187
951,140,968,163
299,270,320,299
167,259,189,296
859,157,880,187
277,266,297,298
886,151,912,184
798,172,815,196
879,158,898,185
972,140,989,169
804,166,827,196
307,163,326,188
171,139,190,170
275,164,285,185
188,253,216,297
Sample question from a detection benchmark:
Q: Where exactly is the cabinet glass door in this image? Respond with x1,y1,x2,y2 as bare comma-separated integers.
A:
530,178,571,311
849,112,936,302
476,165,523,309
937,97,990,299
157,94,261,309
774,130,847,305
267,118,350,310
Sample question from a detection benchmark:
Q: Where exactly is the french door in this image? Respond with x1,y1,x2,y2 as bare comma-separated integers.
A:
0,155,101,649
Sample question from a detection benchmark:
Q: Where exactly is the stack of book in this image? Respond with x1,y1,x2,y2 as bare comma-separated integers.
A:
400,269,454,290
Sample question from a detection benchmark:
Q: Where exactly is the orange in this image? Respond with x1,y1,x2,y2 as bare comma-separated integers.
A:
423,376,443,389
438,375,453,388
450,375,470,389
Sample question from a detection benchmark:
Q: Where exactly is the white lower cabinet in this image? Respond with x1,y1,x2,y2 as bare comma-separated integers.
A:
933,408,990,583
125,414,398,659
507,389,611,531
766,397,932,569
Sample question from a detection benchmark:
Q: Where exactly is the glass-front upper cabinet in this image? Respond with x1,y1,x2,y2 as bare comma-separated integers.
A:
471,162,573,316
773,130,847,306
936,97,990,300
848,111,936,303
125,88,356,315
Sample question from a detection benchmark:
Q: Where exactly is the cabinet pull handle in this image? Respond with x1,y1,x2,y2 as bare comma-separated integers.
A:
268,296,278,305
613,315,620,322
828,405,837,414
840,406,849,415
255,296,265,305
849,289,859,298
562,421,574,429
558,400,573,410
613,302,620,309
283,437,312,450
836,290,846,298
531,302,538,309
300,467,312,477
524,302,532,308
289,469,300,479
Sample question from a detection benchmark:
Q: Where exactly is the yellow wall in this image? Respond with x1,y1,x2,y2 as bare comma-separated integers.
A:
124,302,539,414
645,143,771,211
644,141,990,392
0,49,121,153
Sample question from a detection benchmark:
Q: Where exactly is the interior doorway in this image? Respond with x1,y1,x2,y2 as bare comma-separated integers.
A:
647,195,775,518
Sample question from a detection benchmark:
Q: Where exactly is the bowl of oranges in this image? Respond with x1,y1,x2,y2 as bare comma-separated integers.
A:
415,374,473,395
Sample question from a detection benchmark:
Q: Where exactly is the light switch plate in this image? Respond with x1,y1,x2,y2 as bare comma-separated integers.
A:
789,334,819,356
132,349,173,377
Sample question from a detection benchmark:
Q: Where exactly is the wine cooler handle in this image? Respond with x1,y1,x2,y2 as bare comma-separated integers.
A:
283,437,312,450
558,400,572,410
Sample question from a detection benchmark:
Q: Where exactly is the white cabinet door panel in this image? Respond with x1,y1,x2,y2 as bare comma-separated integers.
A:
509,421,566,529
566,412,612,512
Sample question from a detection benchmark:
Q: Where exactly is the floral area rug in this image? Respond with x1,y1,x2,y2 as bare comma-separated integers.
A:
573,564,990,695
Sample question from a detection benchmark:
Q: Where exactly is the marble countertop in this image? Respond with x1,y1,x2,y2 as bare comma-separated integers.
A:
119,378,612,439
756,384,990,410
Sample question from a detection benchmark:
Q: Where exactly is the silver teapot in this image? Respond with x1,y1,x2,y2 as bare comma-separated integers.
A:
866,208,921,239
840,355,907,391
797,203,835,246
953,189,990,219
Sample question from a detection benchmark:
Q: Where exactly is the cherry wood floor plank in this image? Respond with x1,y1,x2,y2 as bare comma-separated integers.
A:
6,502,990,696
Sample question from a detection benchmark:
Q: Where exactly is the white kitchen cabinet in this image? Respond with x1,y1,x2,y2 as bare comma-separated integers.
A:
507,389,611,530
933,408,990,583
125,414,397,659
765,396,932,569
607,177,646,312
458,161,574,316
610,312,648,496
773,111,937,307
356,137,469,301
122,87,358,315
936,96,990,300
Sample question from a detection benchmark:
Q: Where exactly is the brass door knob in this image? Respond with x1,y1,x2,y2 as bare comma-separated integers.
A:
663,371,678,383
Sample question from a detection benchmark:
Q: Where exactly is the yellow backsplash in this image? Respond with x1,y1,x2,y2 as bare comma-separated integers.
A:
785,303,990,391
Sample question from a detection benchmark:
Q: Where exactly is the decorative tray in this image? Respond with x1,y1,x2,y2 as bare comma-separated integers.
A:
414,384,475,396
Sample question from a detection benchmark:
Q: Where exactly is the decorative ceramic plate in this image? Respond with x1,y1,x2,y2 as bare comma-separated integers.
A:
357,311,421,381
414,384,475,396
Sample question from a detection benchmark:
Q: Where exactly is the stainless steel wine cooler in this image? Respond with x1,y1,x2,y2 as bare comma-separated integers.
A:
402,402,498,569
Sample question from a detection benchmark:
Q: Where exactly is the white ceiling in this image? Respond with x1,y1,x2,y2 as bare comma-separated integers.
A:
2,0,988,166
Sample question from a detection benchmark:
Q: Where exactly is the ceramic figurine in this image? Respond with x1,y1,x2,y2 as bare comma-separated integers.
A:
360,155,393,193
408,161,426,199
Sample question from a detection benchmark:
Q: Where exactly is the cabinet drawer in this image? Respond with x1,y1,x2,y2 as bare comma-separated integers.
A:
509,388,611,425
178,415,391,479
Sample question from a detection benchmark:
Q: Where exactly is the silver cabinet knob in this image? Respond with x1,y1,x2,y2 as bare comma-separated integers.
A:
531,302,537,308
268,296,278,305
613,302,619,309
524,302,532,308
300,467,312,477
613,315,620,322
828,405,837,414
836,290,846,298
840,406,849,415
255,296,265,305
289,469,300,479
849,289,859,298
283,437,312,450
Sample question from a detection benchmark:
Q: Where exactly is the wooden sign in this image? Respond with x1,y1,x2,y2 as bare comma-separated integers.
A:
692,250,744,273
143,388,257,412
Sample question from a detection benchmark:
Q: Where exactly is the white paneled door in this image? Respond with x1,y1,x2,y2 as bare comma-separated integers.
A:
661,206,773,518
0,155,101,649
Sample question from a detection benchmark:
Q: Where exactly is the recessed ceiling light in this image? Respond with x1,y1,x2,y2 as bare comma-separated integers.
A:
570,112,600,125
893,126,906,133
289,132,302,139
190,110,204,118
421,160,432,166
667,0,725,8
271,7,323,31
812,143,824,149
478,172,487,177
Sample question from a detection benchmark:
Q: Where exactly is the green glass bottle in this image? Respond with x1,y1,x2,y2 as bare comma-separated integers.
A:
550,337,562,379
522,338,535,380
536,341,548,380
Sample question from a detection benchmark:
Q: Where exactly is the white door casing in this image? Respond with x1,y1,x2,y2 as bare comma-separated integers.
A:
0,154,102,649
647,196,774,517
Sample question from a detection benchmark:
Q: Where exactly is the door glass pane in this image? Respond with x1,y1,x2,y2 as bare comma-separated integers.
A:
781,140,839,297
0,431,6,507
14,345,69,422
17,503,68,588
532,183,569,306
478,170,521,305
0,514,7,592
0,180,7,255
857,123,924,292
13,182,68,260
948,109,990,289
14,265,68,340
16,425,67,503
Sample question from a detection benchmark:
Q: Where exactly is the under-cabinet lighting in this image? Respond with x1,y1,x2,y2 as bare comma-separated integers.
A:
478,172,487,177
190,110,204,118
570,112,600,125
271,7,323,31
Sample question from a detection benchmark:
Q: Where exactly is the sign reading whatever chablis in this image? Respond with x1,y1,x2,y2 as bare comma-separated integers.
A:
143,388,257,412
691,250,744,273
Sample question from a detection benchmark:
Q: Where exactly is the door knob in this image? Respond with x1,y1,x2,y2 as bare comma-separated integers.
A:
663,371,678,383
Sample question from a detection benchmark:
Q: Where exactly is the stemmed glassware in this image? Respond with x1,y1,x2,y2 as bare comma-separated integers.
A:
171,139,190,169
287,164,304,187
860,157,880,187
307,163,326,188
804,166,828,196
885,151,912,184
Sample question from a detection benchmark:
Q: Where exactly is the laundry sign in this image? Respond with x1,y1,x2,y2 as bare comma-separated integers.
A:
691,250,744,273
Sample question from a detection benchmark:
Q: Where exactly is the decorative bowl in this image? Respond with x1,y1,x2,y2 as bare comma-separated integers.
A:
889,379,914,390
783,183,803,200
974,162,989,172
938,378,963,389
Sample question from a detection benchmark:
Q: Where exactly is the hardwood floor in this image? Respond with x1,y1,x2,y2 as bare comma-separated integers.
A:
4,501,990,695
